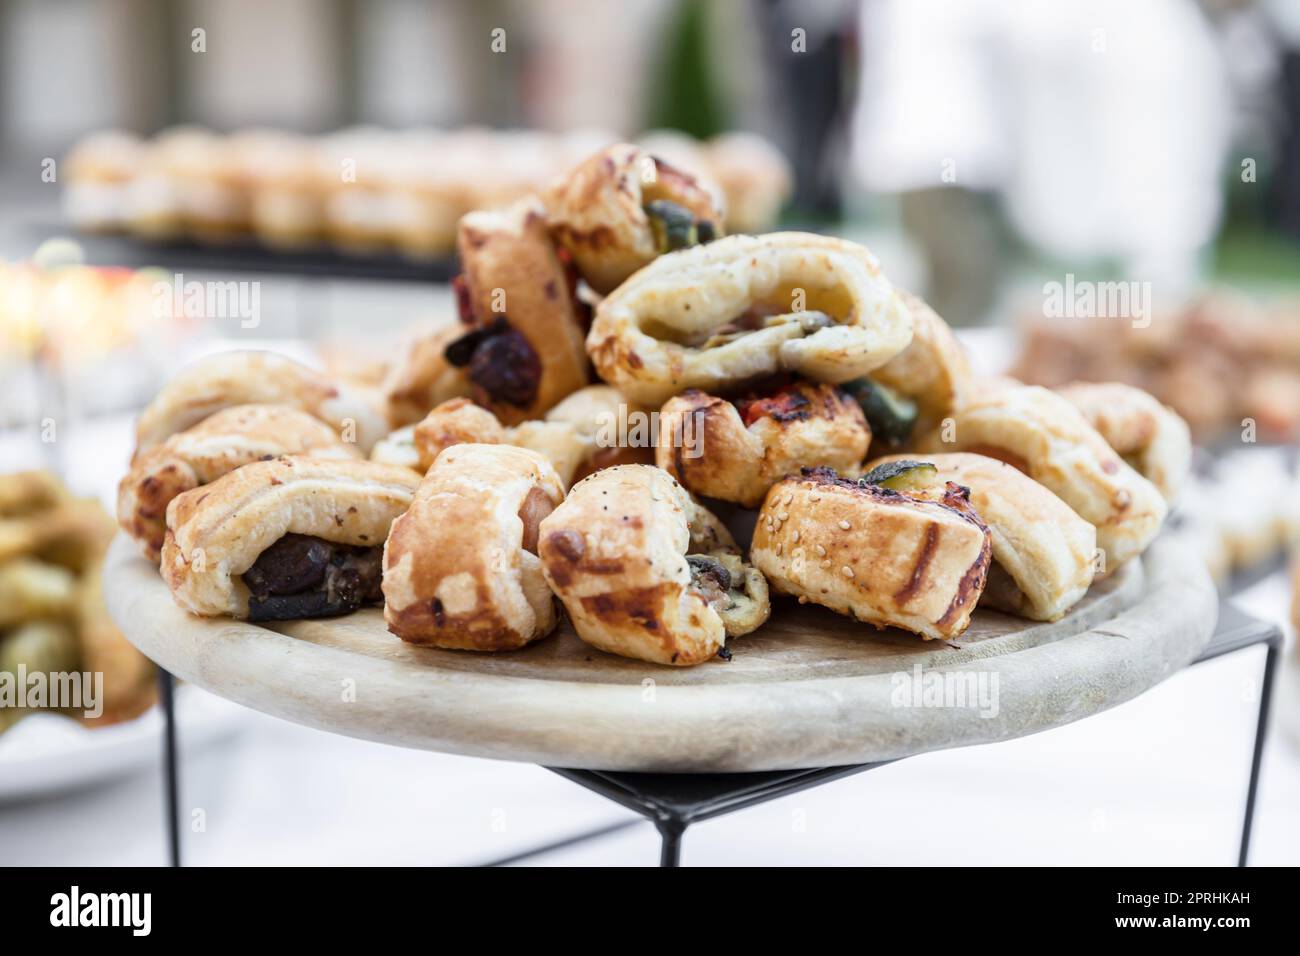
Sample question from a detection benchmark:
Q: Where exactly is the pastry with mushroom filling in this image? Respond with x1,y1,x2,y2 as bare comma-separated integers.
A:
751,467,992,641
379,325,472,427
545,143,724,295
133,350,389,456
868,455,1097,622
656,379,871,507
587,232,913,406
443,196,590,425
539,465,769,666
119,404,359,562
1054,381,1191,503
383,444,565,650
915,383,1167,569
160,457,419,620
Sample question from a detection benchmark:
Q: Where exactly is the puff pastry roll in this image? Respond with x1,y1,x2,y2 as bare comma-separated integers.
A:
445,196,590,424
545,143,724,294
161,457,419,620
587,233,913,406
656,380,870,507
751,468,992,640
134,350,389,455
1055,382,1191,503
382,444,565,650
379,325,471,427
370,424,421,470
119,404,360,561
539,465,769,666
870,454,1097,621
915,384,1167,568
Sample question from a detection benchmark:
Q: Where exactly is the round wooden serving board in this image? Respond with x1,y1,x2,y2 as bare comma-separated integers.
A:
104,532,1217,772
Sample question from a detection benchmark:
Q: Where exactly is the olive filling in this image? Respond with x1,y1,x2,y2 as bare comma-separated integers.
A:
694,308,833,350
244,533,383,622
686,554,732,609
444,316,543,408
644,199,716,254
842,378,919,448
859,460,938,493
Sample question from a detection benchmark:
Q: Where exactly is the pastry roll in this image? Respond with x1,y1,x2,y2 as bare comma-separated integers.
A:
76,559,157,724
379,325,472,427
370,424,421,470
870,454,1097,621
656,380,871,507
161,457,419,620
382,444,565,650
539,465,769,666
0,559,77,629
1055,381,1191,502
706,132,792,234
587,232,914,406
546,143,724,294
446,196,590,424
0,470,67,517
119,404,360,561
537,384,655,482
915,384,1167,568
134,350,389,455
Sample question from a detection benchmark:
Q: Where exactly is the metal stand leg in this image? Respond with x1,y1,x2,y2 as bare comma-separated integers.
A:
158,668,181,868
656,819,684,868
1238,641,1279,867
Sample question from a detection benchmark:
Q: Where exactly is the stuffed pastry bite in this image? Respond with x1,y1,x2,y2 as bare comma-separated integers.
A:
382,444,565,650
118,404,360,561
379,324,472,427
161,457,419,620
751,467,992,640
587,232,913,406
868,455,1097,622
443,196,590,425
655,379,871,507
1054,381,1191,503
539,465,769,666
915,383,1167,569
545,143,723,295
133,350,388,456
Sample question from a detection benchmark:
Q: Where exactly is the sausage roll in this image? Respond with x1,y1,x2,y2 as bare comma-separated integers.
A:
445,196,590,425
915,384,1167,568
869,454,1097,621
751,468,992,640
1055,381,1191,502
161,457,419,620
119,404,360,561
539,465,769,666
383,444,565,650
379,325,472,427
587,232,914,406
545,143,724,295
134,350,389,456
656,380,871,507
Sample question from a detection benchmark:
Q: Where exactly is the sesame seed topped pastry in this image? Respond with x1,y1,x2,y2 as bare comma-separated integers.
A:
161,457,419,620
587,232,914,406
1054,381,1192,503
539,465,769,666
656,380,871,508
444,196,590,425
751,467,992,641
133,350,389,457
382,444,565,650
545,143,724,295
869,455,1097,622
119,404,360,562
915,383,1167,569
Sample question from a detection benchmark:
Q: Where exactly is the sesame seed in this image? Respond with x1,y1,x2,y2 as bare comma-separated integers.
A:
838,519,850,530
841,565,854,577
791,530,799,542
777,512,789,522
809,494,820,502
815,544,826,556
775,543,783,555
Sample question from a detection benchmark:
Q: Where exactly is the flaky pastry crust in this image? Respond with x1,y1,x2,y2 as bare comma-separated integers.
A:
380,325,471,427
867,291,973,437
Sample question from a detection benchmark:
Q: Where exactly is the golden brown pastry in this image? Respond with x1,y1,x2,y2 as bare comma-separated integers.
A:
0,498,113,569
412,398,507,472
379,325,472,427
587,232,914,406
1054,381,1192,503
76,558,157,724
0,470,67,517
118,404,360,561
383,444,565,650
751,468,992,640
915,383,1167,569
447,196,590,425
545,143,724,294
161,457,419,620
656,380,871,507
869,454,1097,621
539,465,769,666
0,559,77,629
531,384,655,482
134,350,389,455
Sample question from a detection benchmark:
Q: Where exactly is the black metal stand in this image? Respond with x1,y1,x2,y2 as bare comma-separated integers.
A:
153,605,1282,867
157,668,181,867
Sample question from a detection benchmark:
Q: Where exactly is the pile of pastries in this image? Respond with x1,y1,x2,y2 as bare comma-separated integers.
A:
117,143,1191,667
64,126,791,259
1,471,155,732
1011,292,1300,445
